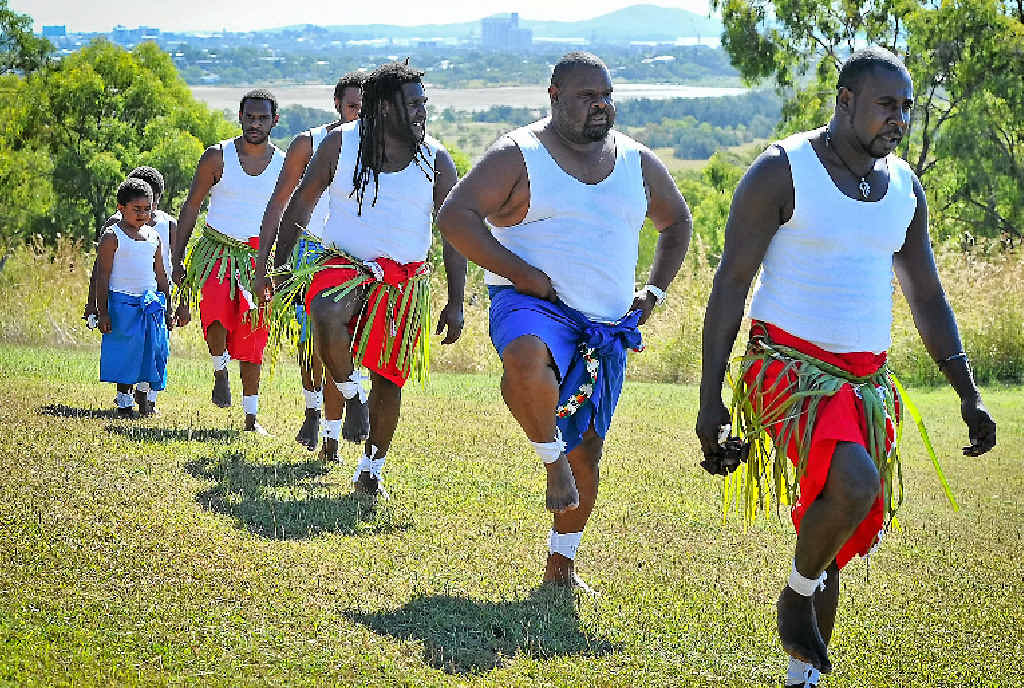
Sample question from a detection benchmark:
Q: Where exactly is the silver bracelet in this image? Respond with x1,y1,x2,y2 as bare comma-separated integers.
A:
936,351,969,371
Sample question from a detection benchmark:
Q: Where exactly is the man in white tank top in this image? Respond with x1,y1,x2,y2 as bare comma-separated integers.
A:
437,52,693,590
695,48,996,685
252,72,366,454
270,62,467,494
85,166,181,416
172,89,285,434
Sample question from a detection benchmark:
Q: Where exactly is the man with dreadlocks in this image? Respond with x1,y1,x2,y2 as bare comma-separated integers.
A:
437,51,692,590
172,88,285,433
695,47,996,686
253,72,367,454
268,62,466,493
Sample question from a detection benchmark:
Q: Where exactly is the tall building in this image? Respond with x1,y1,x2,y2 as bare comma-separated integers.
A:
481,12,532,51
41,25,66,38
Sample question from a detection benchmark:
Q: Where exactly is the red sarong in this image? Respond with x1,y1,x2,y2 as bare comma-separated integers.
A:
305,256,426,387
744,321,896,569
199,236,269,364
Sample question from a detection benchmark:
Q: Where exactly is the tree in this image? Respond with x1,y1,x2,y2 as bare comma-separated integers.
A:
714,0,1024,239
0,0,51,75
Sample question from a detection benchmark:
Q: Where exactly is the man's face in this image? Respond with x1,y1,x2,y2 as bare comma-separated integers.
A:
335,87,363,124
238,98,277,144
549,65,615,144
118,195,152,229
843,67,914,158
385,81,428,143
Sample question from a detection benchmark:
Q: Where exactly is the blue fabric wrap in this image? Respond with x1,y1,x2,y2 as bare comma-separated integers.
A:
100,290,169,389
293,235,326,344
488,286,642,454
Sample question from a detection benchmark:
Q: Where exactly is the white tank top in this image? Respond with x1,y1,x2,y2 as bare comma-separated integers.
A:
321,121,441,264
108,225,159,296
748,133,918,353
304,125,332,239
484,120,648,322
205,138,286,241
112,209,171,277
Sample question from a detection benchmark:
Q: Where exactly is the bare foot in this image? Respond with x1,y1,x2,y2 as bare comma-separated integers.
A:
211,370,232,408
342,396,369,443
544,454,579,514
243,414,271,436
116,406,135,419
352,471,389,500
135,391,153,417
542,555,599,597
319,437,339,461
294,408,321,450
777,587,831,674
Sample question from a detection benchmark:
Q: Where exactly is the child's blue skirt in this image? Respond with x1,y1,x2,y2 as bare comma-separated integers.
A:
100,290,169,390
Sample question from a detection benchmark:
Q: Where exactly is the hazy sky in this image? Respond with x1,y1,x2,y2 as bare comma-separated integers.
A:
16,0,713,34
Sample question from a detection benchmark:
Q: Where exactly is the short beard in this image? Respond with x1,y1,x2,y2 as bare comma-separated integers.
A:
581,122,611,142
244,131,269,144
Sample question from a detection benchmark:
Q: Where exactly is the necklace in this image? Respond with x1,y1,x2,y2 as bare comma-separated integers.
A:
825,132,872,199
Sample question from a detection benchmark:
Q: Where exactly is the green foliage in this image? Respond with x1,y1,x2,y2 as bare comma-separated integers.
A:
714,0,1024,240
0,39,237,243
0,0,51,75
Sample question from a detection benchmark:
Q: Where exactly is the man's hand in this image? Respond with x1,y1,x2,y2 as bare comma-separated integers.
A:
435,302,465,344
175,302,191,328
961,395,996,456
630,292,656,326
98,313,112,334
253,274,274,308
171,262,185,287
695,400,749,475
165,311,175,332
83,302,98,319
512,266,556,302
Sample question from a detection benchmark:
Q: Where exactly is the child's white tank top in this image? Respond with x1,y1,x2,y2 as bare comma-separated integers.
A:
108,225,159,296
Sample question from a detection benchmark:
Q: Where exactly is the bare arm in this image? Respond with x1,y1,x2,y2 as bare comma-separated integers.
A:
153,241,173,330
431,148,467,344
275,130,341,270
95,231,117,334
254,132,315,282
695,147,793,462
172,145,223,283
436,138,554,300
85,215,121,316
632,148,693,324
893,175,996,455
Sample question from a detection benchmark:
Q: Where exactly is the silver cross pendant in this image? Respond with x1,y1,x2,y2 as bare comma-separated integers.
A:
858,179,871,199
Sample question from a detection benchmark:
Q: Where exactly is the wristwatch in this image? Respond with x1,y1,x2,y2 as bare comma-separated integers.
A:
635,284,667,307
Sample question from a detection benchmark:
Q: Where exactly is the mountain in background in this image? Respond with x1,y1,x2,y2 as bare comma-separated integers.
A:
271,4,721,42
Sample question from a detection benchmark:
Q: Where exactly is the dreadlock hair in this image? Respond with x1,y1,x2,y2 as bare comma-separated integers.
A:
551,51,608,87
837,46,909,93
351,60,433,215
334,71,366,102
116,177,153,206
127,166,164,199
239,88,278,117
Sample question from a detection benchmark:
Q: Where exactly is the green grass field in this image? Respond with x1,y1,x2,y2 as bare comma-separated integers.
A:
1,343,1021,687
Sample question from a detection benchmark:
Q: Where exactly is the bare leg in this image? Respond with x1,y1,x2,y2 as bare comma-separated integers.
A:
295,345,322,450
206,321,231,408
239,360,263,432
545,428,602,585
499,335,578,514
353,372,402,495
319,369,341,460
778,442,879,674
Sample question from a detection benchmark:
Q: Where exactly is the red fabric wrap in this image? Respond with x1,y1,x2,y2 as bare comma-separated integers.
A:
305,256,425,388
199,235,269,364
744,321,896,569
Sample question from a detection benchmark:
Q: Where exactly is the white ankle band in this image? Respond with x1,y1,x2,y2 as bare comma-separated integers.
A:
115,392,134,408
136,382,151,393
336,370,368,402
211,352,230,371
321,418,342,440
787,561,827,597
352,445,386,482
303,388,323,410
147,390,158,403
530,428,566,464
787,657,821,686
548,530,583,560
242,394,259,416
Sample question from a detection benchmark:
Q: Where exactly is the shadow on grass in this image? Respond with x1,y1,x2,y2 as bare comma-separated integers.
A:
38,403,121,419
348,588,615,674
185,452,411,541
104,425,239,443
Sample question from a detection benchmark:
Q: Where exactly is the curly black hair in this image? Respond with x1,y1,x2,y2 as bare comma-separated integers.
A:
837,46,909,93
239,88,278,117
116,177,153,206
334,71,366,102
127,166,164,198
550,51,608,87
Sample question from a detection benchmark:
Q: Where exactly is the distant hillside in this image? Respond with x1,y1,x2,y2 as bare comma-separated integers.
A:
272,4,721,41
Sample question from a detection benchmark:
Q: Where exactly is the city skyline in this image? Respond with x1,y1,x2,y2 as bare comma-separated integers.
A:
15,0,713,34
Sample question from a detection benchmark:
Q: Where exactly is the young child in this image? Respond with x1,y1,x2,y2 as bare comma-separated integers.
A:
95,178,174,418
85,166,188,412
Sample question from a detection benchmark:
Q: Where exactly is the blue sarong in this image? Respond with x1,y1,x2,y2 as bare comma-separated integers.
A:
100,290,169,390
488,286,643,454
293,234,327,344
